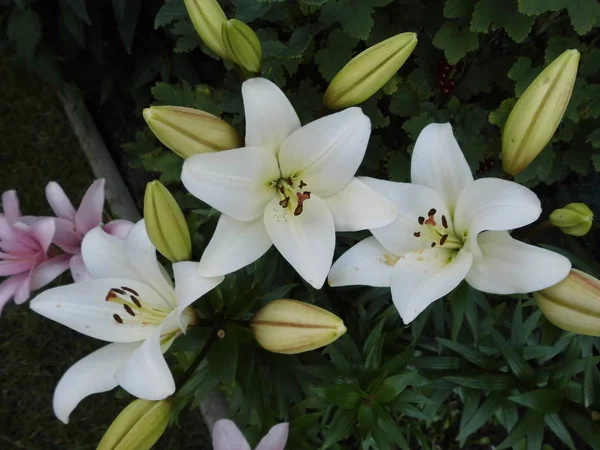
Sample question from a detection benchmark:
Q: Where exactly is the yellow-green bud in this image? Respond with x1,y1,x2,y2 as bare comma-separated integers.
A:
549,203,594,237
221,19,262,74
534,269,600,337
144,181,191,263
502,49,580,175
324,32,418,110
143,106,241,158
251,299,346,354
183,0,229,60
97,399,172,450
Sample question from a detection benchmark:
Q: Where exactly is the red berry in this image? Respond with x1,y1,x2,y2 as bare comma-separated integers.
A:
439,71,447,79
437,79,446,87
442,87,450,94
446,80,455,88
438,58,447,66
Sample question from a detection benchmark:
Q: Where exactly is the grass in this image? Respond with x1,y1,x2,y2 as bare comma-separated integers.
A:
0,54,210,449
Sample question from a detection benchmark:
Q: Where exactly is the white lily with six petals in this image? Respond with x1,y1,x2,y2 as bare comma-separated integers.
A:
30,220,223,423
182,77,397,288
328,123,571,324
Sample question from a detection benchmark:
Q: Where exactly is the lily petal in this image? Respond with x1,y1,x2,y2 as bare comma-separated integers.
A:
51,217,81,254
103,219,134,239
198,214,272,277
323,178,397,232
466,231,571,294
278,108,371,198
264,195,335,289
391,248,473,324
328,236,394,288
256,423,290,450
53,342,139,424
242,78,301,155
0,276,23,315
1,190,21,225
46,182,76,221
81,227,139,281
410,123,473,211
360,177,452,255
75,179,105,234
182,146,280,222
69,254,91,282
30,218,56,254
454,178,541,256
212,419,251,450
30,253,71,290
30,278,167,342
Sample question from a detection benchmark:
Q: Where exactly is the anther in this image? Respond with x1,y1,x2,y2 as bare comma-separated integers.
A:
431,242,436,248
440,234,448,246
294,204,303,216
428,208,437,216
278,186,285,195
418,216,425,225
113,314,123,324
413,232,421,237
121,287,139,296
279,197,290,208
441,215,448,229
112,288,126,295
286,177,293,186
105,291,117,301
299,180,307,188
130,296,142,308
123,304,136,317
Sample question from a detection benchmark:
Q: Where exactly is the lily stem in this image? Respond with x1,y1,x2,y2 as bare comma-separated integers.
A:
175,329,219,391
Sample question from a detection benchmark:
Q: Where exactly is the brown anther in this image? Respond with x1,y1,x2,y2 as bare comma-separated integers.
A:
113,314,123,324
130,296,142,308
123,304,136,317
299,180,307,188
121,287,139,296
217,329,225,339
294,204,304,216
279,197,290,208
428,208,437,217
441,215,448,229
112,288,126,295
413,232,421,237
286,177,293,186
440,234,448,246
294,191,311,216
431,242,436,248
105,291,117,301
418,216,425,225
278,185,285,195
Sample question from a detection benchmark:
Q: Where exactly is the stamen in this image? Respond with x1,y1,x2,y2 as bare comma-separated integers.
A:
299,180,307,188
440,234,448,246
130,296,142,308
294,191,311,216
424,216,436,226
278,186,285,195
121,287,139,296
113,314,123,324
413,232,421,237
294,204,303,216
418,216,425,225
123,304,136,316
428,208,437,216
105,291,117,301
279,197,290,208
431,242,436,248
441,215,448,229
112,288,126,295
286,177,293,186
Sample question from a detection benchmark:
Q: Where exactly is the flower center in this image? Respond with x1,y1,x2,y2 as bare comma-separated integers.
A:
105,286,171,325
273,176,311,216
413,208,462,250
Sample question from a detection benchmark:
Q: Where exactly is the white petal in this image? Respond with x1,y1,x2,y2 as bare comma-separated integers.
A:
182,146,280,222
323,178,397,232
212,419,251,450
359,177,452,255
53,342,139,424
391,248,473,324
453,178,541,256
81,227,139,280
328,237,394,288
29,278,166,342
69,254,91,282
264,195,335,289
198,214,273,277
256,423,290,450
242,78,301,154
278,108,371,197
465,231,571,294
116,311,178,400
410,123,473,210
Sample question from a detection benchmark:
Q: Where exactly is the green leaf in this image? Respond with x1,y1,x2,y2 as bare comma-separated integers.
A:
64,0,91,24
319,0,393,40
436,338,497,370
314,384,363,409
508,388,562,413
588,129,600,150
7,8,42,66
380,347,414,374
518,0,600,35
562,409,600,450
471,0,534,42
433,22,479,65
445,374,516,390
496,409,544,449
112,0,142,54
584,356,599,408
60,0,86,48
403,112,435,141
412,356,462,370
154,0,187,29
374,371,418,403
151,81,196,107
358,403,375,438
322,408,356,448
545,413,576,450
444,0,477,18
207,332,239,385
315,29,358,82
172,20,204,53
581,48,600,78
489,98,516,128
489,328,535,385
508,57,542,97
457,392,504,444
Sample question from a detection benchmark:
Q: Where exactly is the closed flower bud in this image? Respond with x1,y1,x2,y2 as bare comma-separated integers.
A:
97,399,172,450
144,181,191,262
502,49,580,175
324,32,418,110
550,203,593,236
534,269,600,337
251,299,346,354
221,19,262,74
183,0,229,60
143,106,241,158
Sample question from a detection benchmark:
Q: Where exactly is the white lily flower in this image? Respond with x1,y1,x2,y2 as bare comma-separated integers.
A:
181,77,396,289
328,123,571,324
29,220,223,424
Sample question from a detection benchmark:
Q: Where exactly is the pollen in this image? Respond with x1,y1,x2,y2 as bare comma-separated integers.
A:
441,215,448,229
121,286,139,296
418,216,425,225
113,314,123,324
413,232,421,237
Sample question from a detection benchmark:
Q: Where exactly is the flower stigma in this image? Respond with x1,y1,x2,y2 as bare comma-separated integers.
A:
272,176,312,216
413,208,462,250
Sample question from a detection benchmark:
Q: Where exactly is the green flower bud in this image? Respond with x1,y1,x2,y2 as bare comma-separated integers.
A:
502,49,580,175
221,19,262,74
534,269,600,337
550,203,593,236
251,300,346,354
143,106,241,158
144,181,191,263
324,32,418,110
97,399,172,450
183,0,229,60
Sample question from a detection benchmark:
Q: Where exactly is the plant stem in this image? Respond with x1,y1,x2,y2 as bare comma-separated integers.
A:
176,329,219,391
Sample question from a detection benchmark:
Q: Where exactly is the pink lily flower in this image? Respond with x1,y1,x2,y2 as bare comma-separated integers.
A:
212,419,289,450
45,179,133,282
0,191,71,314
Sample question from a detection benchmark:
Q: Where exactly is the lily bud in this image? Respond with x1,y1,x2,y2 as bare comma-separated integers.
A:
144,180,191,262
534,269,600,337
183,0,229,60
221,19,262,74
324,32,418,110
251,299,346,354
502,49,580,175
143,106,241,158
97,399,172,450
550,203,594,237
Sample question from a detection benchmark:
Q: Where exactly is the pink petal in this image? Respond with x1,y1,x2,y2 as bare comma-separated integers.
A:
31,253,71,290
103,220,134,239
0,258,34,276
46,182,77,221
255,423,289,450
0,215,11,239
13,273,32,305
69,254,92,282
1,190,21,225
0,275,23,315
29,218,56,254
51,218,82,254
212,420,251,450
75,179,105,234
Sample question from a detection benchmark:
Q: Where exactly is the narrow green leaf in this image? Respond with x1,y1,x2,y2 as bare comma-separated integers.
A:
322,408,356,449
526,421,544,450
490,328,535,385
449,282,469,341
496,410,544,450
358,403,375,438
412,356,461,370
562,408,600,450
313,384,363,410
508,388,562,414
374,371,418,404
511,300,524,347
457,392,504,444
583,357,598,408
459,390,481,433
446,374,516,391
380,347,413,374
436,337,497,369
545,413,575,450
377,411,410,450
